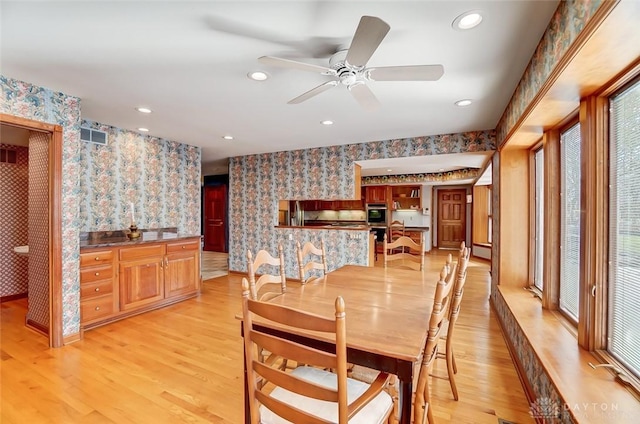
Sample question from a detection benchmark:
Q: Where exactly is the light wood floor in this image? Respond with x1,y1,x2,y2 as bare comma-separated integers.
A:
0,251,534,423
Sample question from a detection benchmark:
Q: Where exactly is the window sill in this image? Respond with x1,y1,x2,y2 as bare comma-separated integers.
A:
494,285,640,423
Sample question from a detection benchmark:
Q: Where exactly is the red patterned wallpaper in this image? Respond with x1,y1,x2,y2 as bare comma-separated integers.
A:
26,132,50,330
0,143,28,297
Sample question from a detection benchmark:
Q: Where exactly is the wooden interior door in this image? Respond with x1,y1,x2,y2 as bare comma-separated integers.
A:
204,185,227,252
437,189,466,249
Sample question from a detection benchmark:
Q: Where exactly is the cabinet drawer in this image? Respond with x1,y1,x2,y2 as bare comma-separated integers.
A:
80,250,114,267
80,279,113,299
80,265,113,284
120,244,164,261
166,240,199,254
81,295,114,322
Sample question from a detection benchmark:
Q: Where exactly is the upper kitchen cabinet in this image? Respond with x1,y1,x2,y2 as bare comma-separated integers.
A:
365,186,389,204
391,185,421,210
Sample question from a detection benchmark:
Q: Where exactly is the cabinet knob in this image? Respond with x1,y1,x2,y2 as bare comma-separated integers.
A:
95,272,100,276
95,306,100,311
95,257,100,261
182,246,185,249
95,287,100,292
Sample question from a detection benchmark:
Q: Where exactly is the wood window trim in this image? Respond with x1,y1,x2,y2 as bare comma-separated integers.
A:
527,140,543,293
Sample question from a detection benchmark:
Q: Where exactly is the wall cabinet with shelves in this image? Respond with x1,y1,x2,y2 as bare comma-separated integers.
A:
391,185,421,210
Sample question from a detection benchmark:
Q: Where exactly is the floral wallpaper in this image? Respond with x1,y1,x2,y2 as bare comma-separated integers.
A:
79,120,200,234
229,130,495,276
1,74,82,337
495,0,603,145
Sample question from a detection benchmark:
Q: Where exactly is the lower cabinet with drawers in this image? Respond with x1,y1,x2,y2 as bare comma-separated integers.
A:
80,237,201,329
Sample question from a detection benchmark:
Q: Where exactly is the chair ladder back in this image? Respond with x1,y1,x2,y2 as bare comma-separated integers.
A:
383,233,425,270
414,263,456,424
241,279,389,424
247,245,286,301
296,240,328,283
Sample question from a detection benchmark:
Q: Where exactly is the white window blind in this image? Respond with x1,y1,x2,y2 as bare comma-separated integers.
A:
534,147,544,291
560,123,581,321
608,79,640,378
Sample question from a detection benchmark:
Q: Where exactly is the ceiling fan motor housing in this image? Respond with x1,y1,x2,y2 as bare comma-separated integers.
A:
330,49,365,86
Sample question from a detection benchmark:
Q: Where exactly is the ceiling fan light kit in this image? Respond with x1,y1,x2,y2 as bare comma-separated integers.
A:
258,15,445,111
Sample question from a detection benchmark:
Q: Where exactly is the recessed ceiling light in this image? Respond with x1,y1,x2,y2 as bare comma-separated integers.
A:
138,127,149,132
222,135,234,140
320,120,334,125
452,11,483,30
439,168,445,172
386,169,393,172
136,107,152,114
248,71,268,81
455,99,473,107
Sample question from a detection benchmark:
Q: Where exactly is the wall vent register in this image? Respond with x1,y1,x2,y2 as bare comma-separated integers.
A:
80,127,108,145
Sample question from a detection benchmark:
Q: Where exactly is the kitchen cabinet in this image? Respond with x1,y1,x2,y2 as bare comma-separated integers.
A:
391,185,421,210
80,237,201,329
79,249,117,325
119,244,165,311
165,240,200,298
405,230,425,254
335,200,364,210
365,186,388,204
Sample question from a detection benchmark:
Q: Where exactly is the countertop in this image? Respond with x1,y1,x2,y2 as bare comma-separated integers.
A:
80,228,201,249
276,224,371,231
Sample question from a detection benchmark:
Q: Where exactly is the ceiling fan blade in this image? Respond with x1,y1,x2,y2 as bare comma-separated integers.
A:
348,83,380,111
259,56,334,74
368,65,445,81
288,81,339,104
345,16,390,68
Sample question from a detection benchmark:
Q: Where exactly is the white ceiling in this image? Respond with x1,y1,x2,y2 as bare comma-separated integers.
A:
0,1,558,178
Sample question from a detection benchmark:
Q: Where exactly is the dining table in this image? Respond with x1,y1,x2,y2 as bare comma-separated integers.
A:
241,264,439,424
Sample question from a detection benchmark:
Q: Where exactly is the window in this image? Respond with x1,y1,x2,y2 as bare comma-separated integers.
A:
608,78,640,379
559,123,581,322
533,147,544,291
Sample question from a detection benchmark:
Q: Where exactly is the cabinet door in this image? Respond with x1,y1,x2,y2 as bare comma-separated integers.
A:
165,251,199,298
119,257,164,310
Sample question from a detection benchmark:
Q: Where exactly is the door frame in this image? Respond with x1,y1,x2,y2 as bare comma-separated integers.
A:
1,113,63,348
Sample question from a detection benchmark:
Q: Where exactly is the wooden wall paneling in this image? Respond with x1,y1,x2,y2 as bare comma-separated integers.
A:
498,148,530,287
472,186,489,244
578,95,609,350
542,130,561,311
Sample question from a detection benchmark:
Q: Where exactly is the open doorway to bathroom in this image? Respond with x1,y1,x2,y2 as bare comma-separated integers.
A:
0,114,63,347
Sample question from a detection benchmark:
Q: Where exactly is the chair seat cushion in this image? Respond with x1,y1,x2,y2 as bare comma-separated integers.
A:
259,366,393,424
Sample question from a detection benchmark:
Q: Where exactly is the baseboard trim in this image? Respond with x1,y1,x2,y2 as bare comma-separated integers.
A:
63,331,82,345
0,292,28,303
25,318,49,337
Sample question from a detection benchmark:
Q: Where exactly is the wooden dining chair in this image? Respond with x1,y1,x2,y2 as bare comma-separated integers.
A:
434,241,471,401
296,240,328,284
246,245,286,302
247,245,287,374
383,233,425,271
389,220,405,241
414,262,457,424
241,278,394,424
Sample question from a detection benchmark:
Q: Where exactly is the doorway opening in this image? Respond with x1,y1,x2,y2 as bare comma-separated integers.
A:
0,114,63,347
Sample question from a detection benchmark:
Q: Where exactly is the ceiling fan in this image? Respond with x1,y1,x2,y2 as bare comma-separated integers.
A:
258,16,444,111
